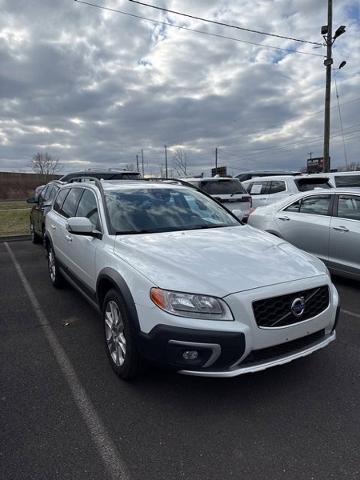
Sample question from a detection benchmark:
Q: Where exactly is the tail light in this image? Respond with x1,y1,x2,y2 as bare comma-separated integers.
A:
239,195,252,207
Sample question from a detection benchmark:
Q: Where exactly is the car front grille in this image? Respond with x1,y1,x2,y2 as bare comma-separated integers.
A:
253,286,330,328
241,329,326,365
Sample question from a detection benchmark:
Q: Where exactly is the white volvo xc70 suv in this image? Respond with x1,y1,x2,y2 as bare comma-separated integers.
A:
45,178,340,379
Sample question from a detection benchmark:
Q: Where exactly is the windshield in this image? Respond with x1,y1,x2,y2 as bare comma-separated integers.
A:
106,187,240,234
295,178,332,192
200,179,246,195
335,175,360,187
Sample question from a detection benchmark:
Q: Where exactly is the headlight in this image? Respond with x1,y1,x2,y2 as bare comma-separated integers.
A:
150,288,233,321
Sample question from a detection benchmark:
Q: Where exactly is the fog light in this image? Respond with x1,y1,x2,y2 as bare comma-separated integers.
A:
182,350,199,360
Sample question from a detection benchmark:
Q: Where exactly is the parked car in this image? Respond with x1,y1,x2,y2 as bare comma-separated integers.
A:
60,168,141,182
243,175,332,209
248,188,360,280
182,177,252,220
309,171,360,188
236,170,301,182
27,180,63,244
44,178,339,379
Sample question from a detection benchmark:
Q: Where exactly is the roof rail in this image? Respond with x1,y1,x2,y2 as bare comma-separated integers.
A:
144,177,198,190
66,176,105,194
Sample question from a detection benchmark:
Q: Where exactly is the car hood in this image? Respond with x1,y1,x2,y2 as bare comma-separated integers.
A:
114,225,328,297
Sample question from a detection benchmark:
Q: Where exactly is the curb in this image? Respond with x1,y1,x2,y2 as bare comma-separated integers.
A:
0,235,31,243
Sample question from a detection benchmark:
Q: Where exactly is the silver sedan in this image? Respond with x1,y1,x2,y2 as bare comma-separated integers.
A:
248,188,360,280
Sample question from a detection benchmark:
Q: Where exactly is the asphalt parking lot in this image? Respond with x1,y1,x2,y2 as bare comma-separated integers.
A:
1,240,360,480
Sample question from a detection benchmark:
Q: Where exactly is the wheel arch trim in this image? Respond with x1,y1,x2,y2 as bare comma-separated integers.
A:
96,268,141,332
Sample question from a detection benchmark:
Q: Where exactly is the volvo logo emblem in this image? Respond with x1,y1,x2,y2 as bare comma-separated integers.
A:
291,297,306,317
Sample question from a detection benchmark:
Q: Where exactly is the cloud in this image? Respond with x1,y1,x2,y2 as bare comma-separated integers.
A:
0,0,359,175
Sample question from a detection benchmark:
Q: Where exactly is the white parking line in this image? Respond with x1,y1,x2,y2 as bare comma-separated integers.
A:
5,242,130,480
341,308,360,320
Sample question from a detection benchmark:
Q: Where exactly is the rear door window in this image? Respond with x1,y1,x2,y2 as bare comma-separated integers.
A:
54,188,70,215
248,181,270,195
337,195,360,221
299,195,331,216
335,175,360,188
61,188,83,218
269,181,286,194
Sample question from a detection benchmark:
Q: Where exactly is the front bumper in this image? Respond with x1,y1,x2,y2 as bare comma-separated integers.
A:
136,278,339,377
180,330,336,377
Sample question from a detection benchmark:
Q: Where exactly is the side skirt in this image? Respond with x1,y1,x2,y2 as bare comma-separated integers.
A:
59,264,100,313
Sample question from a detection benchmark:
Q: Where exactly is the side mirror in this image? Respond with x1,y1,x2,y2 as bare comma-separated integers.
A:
66,217,101,238
232,209,245,222
26,197,38,204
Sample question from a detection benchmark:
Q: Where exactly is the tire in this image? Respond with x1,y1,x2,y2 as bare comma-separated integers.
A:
103,289,143,380
47,244,64,288
30,222,41,244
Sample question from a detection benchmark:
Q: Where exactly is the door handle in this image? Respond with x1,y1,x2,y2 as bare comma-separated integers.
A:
65,234,72,242
51,224,56,230
278,216,290,221
333,225,349,232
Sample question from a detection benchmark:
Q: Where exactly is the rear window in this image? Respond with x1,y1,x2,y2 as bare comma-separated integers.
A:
200,179,246,195
295,178,331,192
335,175,360,188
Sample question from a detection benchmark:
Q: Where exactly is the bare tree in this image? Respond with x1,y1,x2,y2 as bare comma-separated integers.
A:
172,148,188,176
31,152,60,176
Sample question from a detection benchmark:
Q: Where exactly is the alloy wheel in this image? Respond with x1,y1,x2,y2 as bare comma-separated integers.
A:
105,300,127,367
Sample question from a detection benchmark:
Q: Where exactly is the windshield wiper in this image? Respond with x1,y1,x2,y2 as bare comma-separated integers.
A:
115,224,232,235
115,229,154,235
181,224,231,230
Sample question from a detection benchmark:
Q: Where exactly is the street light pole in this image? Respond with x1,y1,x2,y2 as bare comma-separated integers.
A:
323,0,333,173
164,145,168,179
141,149,144,177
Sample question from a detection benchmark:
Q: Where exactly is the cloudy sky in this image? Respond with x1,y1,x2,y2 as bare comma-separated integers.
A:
0,0,359,176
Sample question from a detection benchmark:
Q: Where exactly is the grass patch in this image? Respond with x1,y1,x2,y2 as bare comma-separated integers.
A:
0,203,31,236
0,200,28,210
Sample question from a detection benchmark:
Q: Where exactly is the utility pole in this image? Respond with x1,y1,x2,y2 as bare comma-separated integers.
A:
141,149,144,177
308,152,313,160
215,147,218,170
136,154,139,173
164,145,168,179
321,4,346,173
323,0,333,173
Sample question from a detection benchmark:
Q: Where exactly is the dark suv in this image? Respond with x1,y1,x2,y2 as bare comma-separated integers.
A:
60,169,141,182
27,180,63,244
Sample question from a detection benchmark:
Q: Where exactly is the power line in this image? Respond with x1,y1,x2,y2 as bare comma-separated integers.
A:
221,123,360,158
128,0,323,46
334,76,348,168
74,1,324,57
223,131,360,171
